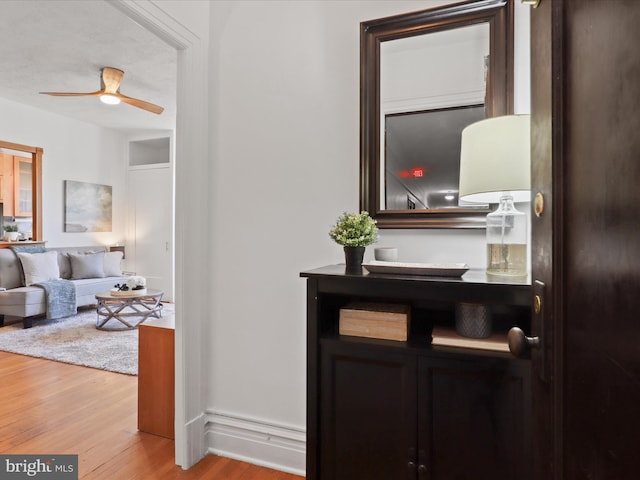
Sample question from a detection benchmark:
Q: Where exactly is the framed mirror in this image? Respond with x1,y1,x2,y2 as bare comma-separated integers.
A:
360,0,513,228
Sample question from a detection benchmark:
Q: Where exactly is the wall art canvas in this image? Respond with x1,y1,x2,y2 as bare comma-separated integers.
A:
64,180,112,232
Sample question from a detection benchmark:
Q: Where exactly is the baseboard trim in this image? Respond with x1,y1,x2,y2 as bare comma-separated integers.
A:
176,412,207,468
205,409,306,476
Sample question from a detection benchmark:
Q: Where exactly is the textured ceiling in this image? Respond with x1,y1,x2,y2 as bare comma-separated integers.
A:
0,0,177,134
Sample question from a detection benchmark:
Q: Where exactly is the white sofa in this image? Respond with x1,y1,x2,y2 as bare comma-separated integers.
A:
0,246,125,328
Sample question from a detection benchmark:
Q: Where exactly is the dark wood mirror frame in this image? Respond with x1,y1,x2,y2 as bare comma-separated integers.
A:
360,0,514,229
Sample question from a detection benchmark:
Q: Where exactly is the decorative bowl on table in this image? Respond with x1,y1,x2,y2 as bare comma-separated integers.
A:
110,287,147,297
112,276,147,296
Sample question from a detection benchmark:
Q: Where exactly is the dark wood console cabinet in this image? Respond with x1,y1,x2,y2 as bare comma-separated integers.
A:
302,265,532,480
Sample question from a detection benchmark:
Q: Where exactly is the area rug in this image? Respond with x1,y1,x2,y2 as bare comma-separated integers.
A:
0,303,174,375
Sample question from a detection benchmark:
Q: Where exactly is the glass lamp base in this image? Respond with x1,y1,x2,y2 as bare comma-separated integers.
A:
485,193,528,277
486,242,527,276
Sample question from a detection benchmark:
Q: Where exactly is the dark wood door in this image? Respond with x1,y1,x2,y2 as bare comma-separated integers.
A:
531,1,640,478
420,355,531,480
529,0,559,477
319,340,417,480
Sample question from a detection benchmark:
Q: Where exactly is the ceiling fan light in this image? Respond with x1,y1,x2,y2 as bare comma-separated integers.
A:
100,93,120,105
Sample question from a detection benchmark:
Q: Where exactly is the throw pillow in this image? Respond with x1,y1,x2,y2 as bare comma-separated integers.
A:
17,251,61,286
103,251,123,277
57,253,72,279
69,251,106,279
10,244,48,286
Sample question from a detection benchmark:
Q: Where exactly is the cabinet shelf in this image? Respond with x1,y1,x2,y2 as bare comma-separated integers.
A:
320,331,520,362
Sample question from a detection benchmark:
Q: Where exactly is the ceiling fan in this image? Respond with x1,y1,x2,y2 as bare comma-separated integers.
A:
40,67,164,115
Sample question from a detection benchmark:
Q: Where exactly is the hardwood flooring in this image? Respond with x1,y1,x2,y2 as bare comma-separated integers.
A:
0,351,304,479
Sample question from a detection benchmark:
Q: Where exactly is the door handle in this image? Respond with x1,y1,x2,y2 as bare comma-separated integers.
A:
508,326,540,357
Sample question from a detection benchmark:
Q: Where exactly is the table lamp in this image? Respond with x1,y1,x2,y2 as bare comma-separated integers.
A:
109,244,126,259
458,115,531,276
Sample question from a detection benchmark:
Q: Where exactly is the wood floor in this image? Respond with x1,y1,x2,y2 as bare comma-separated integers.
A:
0,351,305,479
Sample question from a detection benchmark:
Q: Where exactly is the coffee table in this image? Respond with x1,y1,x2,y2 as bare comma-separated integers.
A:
95,289,164,330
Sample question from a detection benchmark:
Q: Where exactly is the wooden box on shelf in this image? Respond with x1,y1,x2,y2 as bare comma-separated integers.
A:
339,302,410,341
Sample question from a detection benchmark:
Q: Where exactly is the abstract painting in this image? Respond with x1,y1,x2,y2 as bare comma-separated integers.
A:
64,180,112,232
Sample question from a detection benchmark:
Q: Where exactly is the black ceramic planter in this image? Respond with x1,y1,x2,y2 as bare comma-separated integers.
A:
344,246,365,273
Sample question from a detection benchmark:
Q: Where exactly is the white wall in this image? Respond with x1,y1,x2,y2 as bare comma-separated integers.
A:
0,97,128,248
205,0,530,474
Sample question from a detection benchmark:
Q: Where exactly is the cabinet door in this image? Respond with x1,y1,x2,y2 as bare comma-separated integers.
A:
320,341,417,480
13,156,32,217
419,355,531,480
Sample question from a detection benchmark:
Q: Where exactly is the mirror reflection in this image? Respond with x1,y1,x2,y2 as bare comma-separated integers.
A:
381,24,489,211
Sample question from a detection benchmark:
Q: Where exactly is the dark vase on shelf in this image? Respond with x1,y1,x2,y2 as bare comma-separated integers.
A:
344,246,365,273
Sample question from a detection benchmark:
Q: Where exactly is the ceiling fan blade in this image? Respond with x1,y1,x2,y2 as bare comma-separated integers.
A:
117,93,164,114
38,67,163,114
101,67,124,94
40,91,103,96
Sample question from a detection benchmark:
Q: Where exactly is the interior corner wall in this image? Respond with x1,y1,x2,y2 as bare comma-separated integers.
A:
0,97,128,248
205,0,529,475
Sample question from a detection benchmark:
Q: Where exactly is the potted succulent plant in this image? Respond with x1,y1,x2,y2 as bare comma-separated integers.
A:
3,223,20,242
329,211,378,272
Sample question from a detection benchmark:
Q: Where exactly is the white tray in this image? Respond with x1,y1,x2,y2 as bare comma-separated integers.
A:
363,261,469,277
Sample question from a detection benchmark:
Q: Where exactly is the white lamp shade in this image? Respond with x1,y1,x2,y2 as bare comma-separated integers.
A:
459,114,531,204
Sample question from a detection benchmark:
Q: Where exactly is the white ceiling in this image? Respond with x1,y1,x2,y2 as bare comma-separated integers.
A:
0,0,177,134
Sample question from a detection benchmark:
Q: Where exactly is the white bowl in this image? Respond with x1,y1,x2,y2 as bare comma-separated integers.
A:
374,247,398,262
